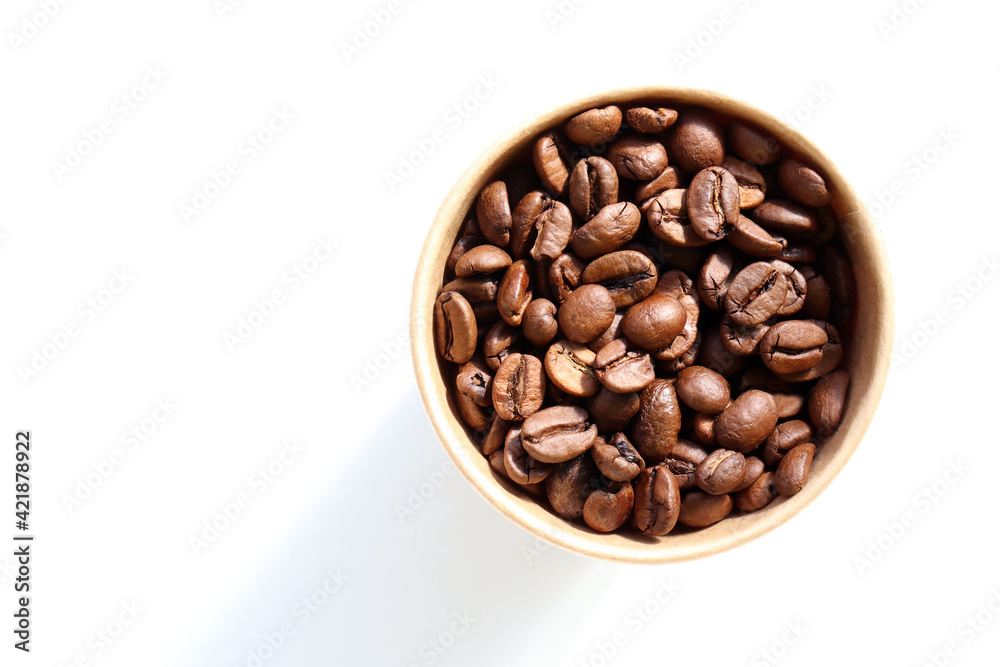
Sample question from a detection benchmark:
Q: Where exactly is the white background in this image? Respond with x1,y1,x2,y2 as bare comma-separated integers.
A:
2,0,999,665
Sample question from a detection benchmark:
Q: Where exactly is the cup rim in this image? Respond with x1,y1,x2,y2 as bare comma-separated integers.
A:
411,85,894,564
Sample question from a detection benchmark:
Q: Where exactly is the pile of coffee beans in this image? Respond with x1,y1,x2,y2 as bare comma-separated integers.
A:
433,101,853,536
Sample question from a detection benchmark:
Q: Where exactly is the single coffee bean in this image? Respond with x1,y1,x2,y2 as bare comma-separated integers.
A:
530,200,573,260
455,389,490,430
720,316,771,356
734,471,778,512
565,105,622,146
545,453,599,520
646,188,710,248
532,131,573,196
695,449,747,495
727,214,787,258
724,261,789,326
492,353,546,421
715,389,778,453
504,426,554,485
558,284,616,343
770,391,805,419
521,405,598,463
698,246,738,311
442,275,499,305
497,260,533,326
771,260,807,316
763,420,813,466
753,200,821,238
584,387,640,433
481,413,511,456
456,356,494,407
434,291,477,364
658,331,701,374
668,108,725,173
622,294,687,351
699,326,748,376
594,339,656,393
549,253,586,303
689,166,740,241
625,106,678,134
799,266,832,320
676,366,731,414
476,181,512,247
777,242,819,265
569,156,620,221
809,370,849,438
759,320,828,375
727,120,781,165
581,250,659,307
447,234,483,275
635,166,687,205
510,191,547,259
454,244,512,278
775,442,816,496
522,298,559,346
774,320,843,382
722,156,766,209
583,481,634,533
692,412,719,446
631,379,682,461
544,339,600,397
605,134,669,180
734,456,765,492
488,446,509,479
484,321,520,371
592,432,646,482
665,439,710,489
823,246,856,328
571,202,641,259
633,464,681,535
777,156,831,207
587,311,624,352
653,293,699,361
678,491,733,527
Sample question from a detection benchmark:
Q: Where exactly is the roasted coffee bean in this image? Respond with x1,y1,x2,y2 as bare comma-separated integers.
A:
646,188,710,248
565,105,622,146
558,284,616,343
724,262,789,326
456,357,494,407
775,320,843,382
522,298,559,347
434,291,477,363
689,166,740,241
447,234,483,275
584,481,634,532
492,353,545,421
715,389,778,453
763,420,813,466
720,316,771,356
665,439,710,489
809,370,849,438
777,156,831,207
777,242,818,264
584,388,640,433
775,442,816,496
510,191,547,259
759,320,828,375
533,131,573,196
442,275,499,305
692,412,719,446
481,413,512,456
676,366,731,414
605,134,669,180
823,246,856,328
698,246,738,311
592,432,645,482
497,260,533,326
659,331,701,373
488,446,509,479
504,426,554,485
587,311,624,352
571,202,641,259
635,166,687,205
484,321,520,371
625,106,678,134
594,339,656,393
700,326,748,376
651,267,698,306
581,250,659,307
633,465,681,535
669,108,725,173
679,491,733,527
771,260,807,315
544,339,600,397
530,200,573,260
734,471,778,512
799,266,832,320
734,456,765,492
695,449,747,495
631,379,682,461
455,390,489,430
521,405,598,463
569,156,620,221
549,253,586,303
771,392,805,419
722,156,766,209
753,200,820,238
455,244,512,278
476,181,512,247
546,453,599,520
727,120,781,165
622,294,687,351
727,214,786,258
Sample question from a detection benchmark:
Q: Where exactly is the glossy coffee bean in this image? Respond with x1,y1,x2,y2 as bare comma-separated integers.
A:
689,166,740,241
476,181,512,247
659,331,701,373
544,339,599,397
734,471,778,512
606,134,669,180
581,250,659,307
762,420,812,466
720,316,771,357
695,449,747,495
631,379,682,461
809,370,849,438
635,166,686,205
633,465,681,535
715,389,778,453
549,253,586,303
558,284,617,343
571,202,641,259
504,426,554,485
521,405,598,463
777,156,831,207
587,311,624,352
592,432,645,482
454,244,511,277
665,439,710,490
625,106,678,134
724,262,789,327
691,412,719,446
676,366,730,414
584,388,640,433
510,191,548,259
434,291,477,363
753,200,820,238
775,442,816,496
481,413,511,456
531,200,573,260
492,353,545,421
823,246,856,328
678,491,732,528
594,339,656,393
646,188,710,248
456,357,493,407
759,320,828,375
734,456,765,492
722,156,766,209
668,108,725,173
727,214,786,258
775,320,843,382
522,298,559,347
446,233,482,275
497,260,533,326
771,260,807,316
569,156,620,221
442,275,499,305
532,131,572,196
565,105,622,146
484,321,520,371
545,453,599,520
622,294,687,351
799,266,832,320
584,481,634,532
771,392,805,419
727,120,780,165
698,246,737,311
